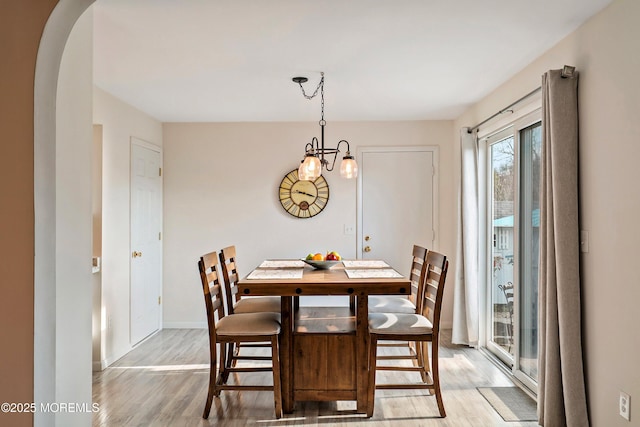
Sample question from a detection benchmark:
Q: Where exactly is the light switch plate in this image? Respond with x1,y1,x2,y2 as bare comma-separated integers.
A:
580,230,589,253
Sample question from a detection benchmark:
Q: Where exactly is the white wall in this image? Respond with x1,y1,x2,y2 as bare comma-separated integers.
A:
163,120,456,328
454,0,640,425
54,7,93,427
93,87,163,366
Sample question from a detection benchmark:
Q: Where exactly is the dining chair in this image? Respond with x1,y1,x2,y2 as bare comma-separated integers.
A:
219,245,281,368
368,245,428,314
368,245,429,379
219,246,281,314
498,281,514,352
367,250,449,418
198,250,282,419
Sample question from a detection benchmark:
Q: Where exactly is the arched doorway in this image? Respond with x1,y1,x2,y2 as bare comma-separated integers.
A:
34,1,95,425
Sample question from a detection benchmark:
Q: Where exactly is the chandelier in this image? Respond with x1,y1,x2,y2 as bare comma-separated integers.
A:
293,72,358,181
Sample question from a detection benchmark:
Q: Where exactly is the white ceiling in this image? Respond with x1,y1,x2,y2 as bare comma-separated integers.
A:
93,0,613,123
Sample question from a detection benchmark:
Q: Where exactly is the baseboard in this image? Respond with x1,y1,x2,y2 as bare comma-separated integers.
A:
101,329,165,368
163,321,207,329
103,344,133,368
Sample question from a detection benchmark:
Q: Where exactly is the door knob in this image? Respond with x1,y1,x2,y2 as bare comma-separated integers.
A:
132,251,142,258
364,246,371,253
364,235,371,241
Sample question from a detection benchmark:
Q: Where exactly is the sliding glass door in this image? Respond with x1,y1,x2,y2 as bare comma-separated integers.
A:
484,111,541,392
488,130,515,360
517,122,540,387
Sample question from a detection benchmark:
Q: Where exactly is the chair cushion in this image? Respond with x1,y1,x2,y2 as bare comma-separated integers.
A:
217,312,281,336
368,312,433,335
368,296,416,314
234,296,281,314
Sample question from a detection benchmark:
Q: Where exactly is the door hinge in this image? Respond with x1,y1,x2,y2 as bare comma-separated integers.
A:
158,231,162,240
158,296,161,305
159,167,162,177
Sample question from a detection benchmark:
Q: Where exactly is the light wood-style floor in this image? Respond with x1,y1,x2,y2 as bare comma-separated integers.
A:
92,329,539,427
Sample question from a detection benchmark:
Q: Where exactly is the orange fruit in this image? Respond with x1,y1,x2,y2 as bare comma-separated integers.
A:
312,253,324,261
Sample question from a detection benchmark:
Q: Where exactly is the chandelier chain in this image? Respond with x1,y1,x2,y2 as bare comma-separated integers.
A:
297,72,324,101
320,78,325,123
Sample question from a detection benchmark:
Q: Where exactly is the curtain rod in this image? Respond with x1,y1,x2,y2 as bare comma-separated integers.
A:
467,86,541,133
467,65,576,134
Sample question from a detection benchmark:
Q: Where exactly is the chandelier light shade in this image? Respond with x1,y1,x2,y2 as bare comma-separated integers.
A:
298,151,322,180
293,73,358,180
340,152,358,179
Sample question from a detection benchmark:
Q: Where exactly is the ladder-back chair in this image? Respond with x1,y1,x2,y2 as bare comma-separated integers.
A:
368,245,430,380
219,246,281,315
367,250,449,418
219,246,281,368
198,250,282,419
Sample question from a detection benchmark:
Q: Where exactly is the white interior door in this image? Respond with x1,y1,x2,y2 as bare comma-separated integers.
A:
130,140,162,345
358,147,437,275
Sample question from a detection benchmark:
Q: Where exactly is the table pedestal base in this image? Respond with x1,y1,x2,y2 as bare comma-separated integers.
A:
293,307,357,402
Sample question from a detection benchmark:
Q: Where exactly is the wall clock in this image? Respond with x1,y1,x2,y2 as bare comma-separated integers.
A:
278,169,329,218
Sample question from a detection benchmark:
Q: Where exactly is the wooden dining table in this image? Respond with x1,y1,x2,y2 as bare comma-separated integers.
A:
237,260,411,415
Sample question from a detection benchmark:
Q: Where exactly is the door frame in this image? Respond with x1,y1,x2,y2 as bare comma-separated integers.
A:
129,136,163,344
480,109,541,394
356,146,439,259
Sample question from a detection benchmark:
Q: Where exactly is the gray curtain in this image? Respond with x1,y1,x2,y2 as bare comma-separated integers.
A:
452,128,479,346
538,69,589,426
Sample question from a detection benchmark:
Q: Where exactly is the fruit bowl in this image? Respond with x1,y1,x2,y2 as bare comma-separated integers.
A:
301,259,341,270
